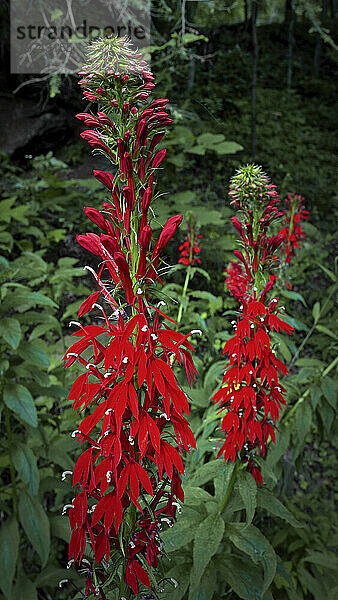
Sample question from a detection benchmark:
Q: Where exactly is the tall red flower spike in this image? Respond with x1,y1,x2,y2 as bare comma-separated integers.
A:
62,35,196,598
212,164,294,487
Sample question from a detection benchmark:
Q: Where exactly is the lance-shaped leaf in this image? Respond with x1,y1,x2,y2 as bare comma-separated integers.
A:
190,513,225,591
226,523,277,594
0,517,19,598
19,491,50,566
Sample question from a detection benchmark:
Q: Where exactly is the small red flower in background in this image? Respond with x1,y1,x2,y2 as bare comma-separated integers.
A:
63,35,196,597
212,165,294,486
279,193,309,264
178,217,202,266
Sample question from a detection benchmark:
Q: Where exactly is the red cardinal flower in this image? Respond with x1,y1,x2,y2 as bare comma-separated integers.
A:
63,34,197,597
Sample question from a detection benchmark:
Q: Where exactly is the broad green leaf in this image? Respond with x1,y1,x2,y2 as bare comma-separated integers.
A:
303,550,338,571
190,513,224,591
219,555,272,600
321,377,337,409
214,141,244,155
237,470,257,525
12,443,39,496
10,576,37,600
0,517,19,598
0,318,21,350
50,516,71,543
280,289,307,306
281,315,308,331
162,509,203,553
226,523,277,594
18,491,50,566
214,462,235,501
18,341,50,367
3,383,37,427
256,489,303,528
188,458,226,487
183,486,215,506
13,291,58,310
189,559,217,600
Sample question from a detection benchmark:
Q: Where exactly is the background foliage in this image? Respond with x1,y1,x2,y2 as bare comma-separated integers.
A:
0,1,337,599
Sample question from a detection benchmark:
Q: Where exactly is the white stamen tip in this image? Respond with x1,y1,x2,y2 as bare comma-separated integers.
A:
71,430,81,438
62,504,74,515
105,408,113,415
106,471,112,482
61,470,73,481
122,357,129,363
93,303,103,311
141,325,148,332
150,333,157,340
190,329,202,336
69,321,81,328
67,560,74,569
170,578,178,588
137,288,143,295
59,579,69,588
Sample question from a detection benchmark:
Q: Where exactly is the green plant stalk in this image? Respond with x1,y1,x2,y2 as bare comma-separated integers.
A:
177,265,192,325
218,461,241,514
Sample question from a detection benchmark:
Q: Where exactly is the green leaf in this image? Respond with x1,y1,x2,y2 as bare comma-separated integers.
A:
0,517,19,598
317,263,336,282
190,513,225,591
189,559,217,600
50,516,71,543
183,486,215,506
10,576,37,600
219,555,271,600
280,289,307,306
256,489,303,528
18,341,50,367
315,324,338,339
237,470,257,525
3,383,37,427
312,301,320,321
0,318,21,350
303,550,338,571
188,459,227,487
18,491,50,566
214,141,244,155
12,443,39,496
321,377,337,409
226,523,277,594
162,564,191,600
162,509,203,553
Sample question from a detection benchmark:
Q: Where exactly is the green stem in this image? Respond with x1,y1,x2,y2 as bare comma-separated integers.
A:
218,461,241,514
177,265,192,325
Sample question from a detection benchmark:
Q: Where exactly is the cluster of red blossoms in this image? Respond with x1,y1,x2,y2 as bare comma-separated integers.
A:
224,260,247,301
178,217,202,266
279,193,309,265
212,165,294,486
62,36,196,597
